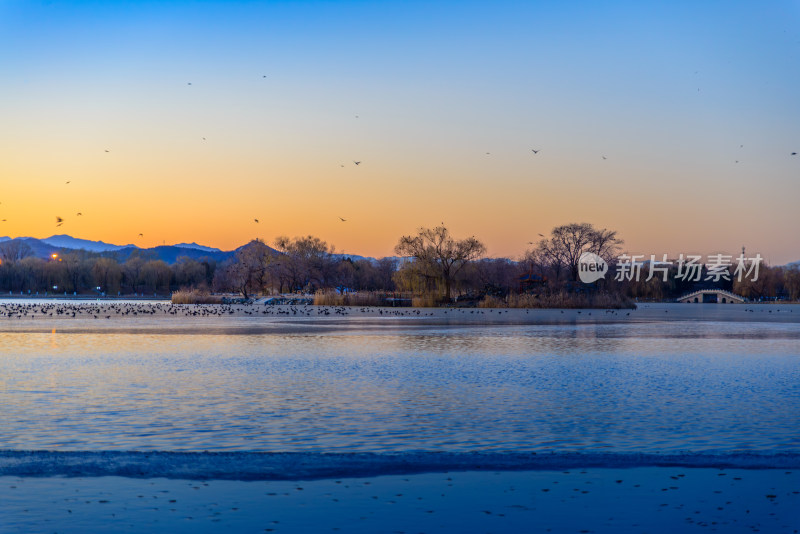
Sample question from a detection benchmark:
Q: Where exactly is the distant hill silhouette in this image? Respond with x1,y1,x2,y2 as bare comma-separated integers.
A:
173,242,223,253
0,235,235,264
40,234,135,252
106,245,235,264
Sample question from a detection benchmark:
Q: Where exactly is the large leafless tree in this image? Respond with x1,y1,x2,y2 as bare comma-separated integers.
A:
0,240,33,264
273,235,332,292
395,226,485,301
535,223,623,282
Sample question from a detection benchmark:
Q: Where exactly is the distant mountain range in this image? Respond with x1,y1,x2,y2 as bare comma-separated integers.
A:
173,242,224,253
0,235,235,264
40,235,136,252
0,234,397,265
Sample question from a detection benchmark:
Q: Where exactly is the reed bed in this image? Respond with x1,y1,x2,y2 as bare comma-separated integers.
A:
411,295,439,308
171,289,224,304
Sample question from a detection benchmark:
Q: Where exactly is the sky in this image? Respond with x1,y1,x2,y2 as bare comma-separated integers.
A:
1,0,798,263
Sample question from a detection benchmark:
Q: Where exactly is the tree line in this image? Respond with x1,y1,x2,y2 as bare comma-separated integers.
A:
1,225,797,301
209,224,800,302
0,243,216,295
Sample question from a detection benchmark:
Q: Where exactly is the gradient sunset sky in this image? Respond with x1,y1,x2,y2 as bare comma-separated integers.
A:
1,1,798,263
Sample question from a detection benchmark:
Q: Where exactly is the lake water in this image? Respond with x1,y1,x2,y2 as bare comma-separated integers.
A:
2,310,798,456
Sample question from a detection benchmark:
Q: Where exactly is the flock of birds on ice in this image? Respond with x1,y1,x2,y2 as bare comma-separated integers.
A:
0,302,638,319
0,302,643,321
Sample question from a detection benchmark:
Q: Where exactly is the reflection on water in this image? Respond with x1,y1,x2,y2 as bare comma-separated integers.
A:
0,320,798,453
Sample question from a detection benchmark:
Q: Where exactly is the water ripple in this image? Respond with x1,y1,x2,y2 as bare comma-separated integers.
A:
0,320,798,453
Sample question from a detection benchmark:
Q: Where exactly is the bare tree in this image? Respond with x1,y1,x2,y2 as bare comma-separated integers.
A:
273,235,332,291
222,260,251,298
0,240,34,264
734,265,780,300
395,226,485,301
123,257,145,294
351,257,397,291
521,247,549,279
172,257,208,289
141,260,172,293
61,253,88,293
375,258,398,290
784,266,800,301
461,258,519,296
16,257,45,293
92,257,122,294
334,259,356,292
535,223,623,282
223,239,276,297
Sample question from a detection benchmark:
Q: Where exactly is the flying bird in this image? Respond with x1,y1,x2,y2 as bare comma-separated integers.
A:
254,218,259,223
353,161,361,165
56,216,63,227
531,149,540,154
65,181,70,184
138,233,143,238
602,155,607,160
104,149,110,153
339,217,347,222
187,82,192,85
792,152,797,156
76,212,82,216
538,233,544,237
